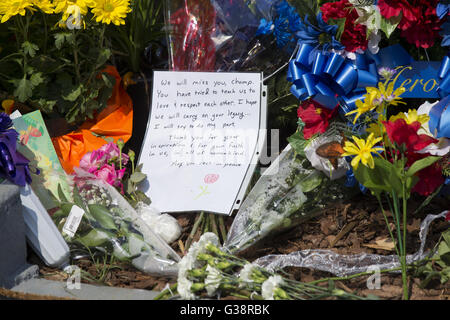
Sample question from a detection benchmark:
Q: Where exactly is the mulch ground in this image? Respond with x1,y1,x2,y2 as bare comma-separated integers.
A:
35,193,450,300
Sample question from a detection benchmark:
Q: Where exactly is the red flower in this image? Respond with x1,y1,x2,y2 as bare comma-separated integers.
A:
378,0,415,22
297,100,336,139
446,211,450,222
379,0,442,48
321,0,368,52
411,160,444,196
383,119,438,152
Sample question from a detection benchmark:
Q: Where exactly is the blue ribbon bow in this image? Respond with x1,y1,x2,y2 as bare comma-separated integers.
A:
428,52,450,139
287,43,378,112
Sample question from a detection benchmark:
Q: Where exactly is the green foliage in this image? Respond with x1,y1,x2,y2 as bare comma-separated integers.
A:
107,0,164,73
0,13,116,125
416,229,450,287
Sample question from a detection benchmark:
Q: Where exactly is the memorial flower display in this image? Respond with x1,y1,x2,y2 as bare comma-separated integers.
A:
0,0,449,302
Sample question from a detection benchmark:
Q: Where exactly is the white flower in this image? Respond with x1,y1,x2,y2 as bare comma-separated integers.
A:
205,265,222,297
304,134,349,180
239,263,256,283
178,277,195,300
261,275,284,300
417,101,450,156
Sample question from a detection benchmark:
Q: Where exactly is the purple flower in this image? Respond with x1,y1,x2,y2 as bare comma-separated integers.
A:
0,113,12,132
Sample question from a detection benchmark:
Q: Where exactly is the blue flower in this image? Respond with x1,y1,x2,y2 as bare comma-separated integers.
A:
295,13,344,51
256,18,274,36
273,17,292,47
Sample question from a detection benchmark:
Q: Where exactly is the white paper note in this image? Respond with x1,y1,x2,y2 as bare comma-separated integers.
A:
139,71,263,215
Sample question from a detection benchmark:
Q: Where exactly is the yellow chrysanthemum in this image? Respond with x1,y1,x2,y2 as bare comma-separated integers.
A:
389,109,430,125
91,0,131,25
342,133,384,170
33,0,55,14
53,0,91,16
0,0,35,23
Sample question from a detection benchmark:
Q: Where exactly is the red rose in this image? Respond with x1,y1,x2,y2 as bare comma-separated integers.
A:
383,119,438,152
320,0,368,52
297,100,336,139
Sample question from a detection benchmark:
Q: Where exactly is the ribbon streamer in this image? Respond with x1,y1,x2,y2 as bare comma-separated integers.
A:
287,43,378,112
0,127,32,186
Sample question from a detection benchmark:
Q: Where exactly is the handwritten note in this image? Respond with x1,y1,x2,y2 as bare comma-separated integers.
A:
139,71,263,215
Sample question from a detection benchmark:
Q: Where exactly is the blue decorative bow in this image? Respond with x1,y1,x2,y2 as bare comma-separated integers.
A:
427,52,450,139
287,43,378,111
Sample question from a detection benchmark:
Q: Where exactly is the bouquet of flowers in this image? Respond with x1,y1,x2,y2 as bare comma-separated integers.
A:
157,233,372,300
52,171,181,276
76,140,150,207
224,125,354,253
280,0,449,301
0,0,133,125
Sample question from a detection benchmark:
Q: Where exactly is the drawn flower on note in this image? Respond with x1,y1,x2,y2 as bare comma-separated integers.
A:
204,174,219,184
194,186,211,200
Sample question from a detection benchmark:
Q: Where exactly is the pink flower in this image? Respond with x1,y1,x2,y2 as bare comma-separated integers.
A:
99,142,129,165
79,149,107,173
94,163,123,189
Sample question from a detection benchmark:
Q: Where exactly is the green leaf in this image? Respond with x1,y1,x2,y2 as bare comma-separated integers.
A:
54,33,66,50
380,13,402,38
287,131,307,157
96,48,111,68
13,77,33,102
22,41,39,58
353,157,397,197
63,85,82,102
130,172,146,184
406,156,440,177
75,229,113,247
87,204,118,230
57,184,68,202
30,72,44,87
60,203,74,216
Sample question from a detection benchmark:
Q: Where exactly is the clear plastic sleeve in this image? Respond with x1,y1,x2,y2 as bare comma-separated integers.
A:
52,169,181,277
253,211,449,277
224,143,351,253
164,0,294,73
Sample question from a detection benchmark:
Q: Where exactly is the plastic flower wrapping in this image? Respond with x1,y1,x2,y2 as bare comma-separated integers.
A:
52,169,181,276
49,140,182,276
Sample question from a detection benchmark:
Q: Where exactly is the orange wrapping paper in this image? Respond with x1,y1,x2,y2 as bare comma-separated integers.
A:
52,66,133,174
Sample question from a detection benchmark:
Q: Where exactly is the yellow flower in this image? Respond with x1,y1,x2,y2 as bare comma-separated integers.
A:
345,87,380,124
389,109,430,125
91,0,131,25
0,0,35,23
376,81,406,107
53,0,91,17
342,133,384,170
33,0,54,14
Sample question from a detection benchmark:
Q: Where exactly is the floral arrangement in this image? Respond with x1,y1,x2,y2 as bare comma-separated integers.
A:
273,0,450,301
0,0,132,124
52,172,180,275
75,139,150,207
156,233,371,300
